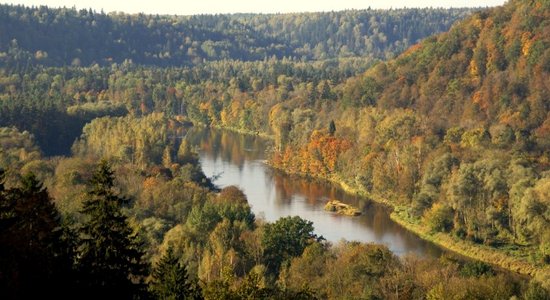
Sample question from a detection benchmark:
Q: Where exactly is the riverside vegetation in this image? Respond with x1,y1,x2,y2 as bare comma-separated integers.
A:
0,0,549,299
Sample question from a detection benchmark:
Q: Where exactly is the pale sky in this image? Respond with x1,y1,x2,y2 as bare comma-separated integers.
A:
3,0,508,15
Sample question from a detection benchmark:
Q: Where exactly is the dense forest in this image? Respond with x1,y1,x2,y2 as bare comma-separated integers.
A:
265,0,550,284
1,0,550,299
1,121,547,299
0,4,474,155
0,4,472,66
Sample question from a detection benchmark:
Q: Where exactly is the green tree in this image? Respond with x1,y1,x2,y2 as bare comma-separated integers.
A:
77,160,146,299
326,242,396,299
262,216,320,276
424,203,454,233
280,242,329,295
235,272,270,300
460,261,494,277
328,120,336,136
0,172,75,299
150,246,202,300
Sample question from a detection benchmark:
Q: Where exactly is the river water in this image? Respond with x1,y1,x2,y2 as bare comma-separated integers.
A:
187,128,443,257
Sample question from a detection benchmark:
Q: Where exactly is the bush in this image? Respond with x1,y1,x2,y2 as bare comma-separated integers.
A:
424,203,454,233
460,261,494,277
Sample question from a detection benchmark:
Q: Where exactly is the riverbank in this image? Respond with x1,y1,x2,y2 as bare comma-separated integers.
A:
390,207,549,285
204,125,549,287
210,124,274,140
267,162,550,287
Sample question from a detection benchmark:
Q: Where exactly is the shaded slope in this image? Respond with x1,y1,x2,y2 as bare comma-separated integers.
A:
0,4,473,67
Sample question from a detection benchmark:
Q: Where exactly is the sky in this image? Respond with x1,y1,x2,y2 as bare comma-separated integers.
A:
3,0,508,15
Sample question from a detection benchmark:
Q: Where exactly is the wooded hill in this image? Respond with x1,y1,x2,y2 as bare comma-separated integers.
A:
0,0,549,297
0,4,473,67
259,0,550,284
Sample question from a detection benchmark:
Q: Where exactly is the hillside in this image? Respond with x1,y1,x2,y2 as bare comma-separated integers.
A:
0,5,473,67
362,0,550,136
254,0,550,285
0,4,476,156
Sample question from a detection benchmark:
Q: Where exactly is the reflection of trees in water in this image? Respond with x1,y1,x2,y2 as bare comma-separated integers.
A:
188,127,443,257
365,203,389,240
268,171,444,255
272,171,333,206
270,171,291,205
365,203,443,256
187,128,268,170
270,172,443,256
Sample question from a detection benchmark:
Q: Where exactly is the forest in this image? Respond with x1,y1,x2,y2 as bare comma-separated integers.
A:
0,4,472,66
0,0,549,299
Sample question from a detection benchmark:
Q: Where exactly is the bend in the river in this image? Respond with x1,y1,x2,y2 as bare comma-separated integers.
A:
186,128,443,258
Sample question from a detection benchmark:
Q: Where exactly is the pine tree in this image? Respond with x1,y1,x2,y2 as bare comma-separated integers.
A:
77,160,146,299
0,169,4,193
149,246,202,300
0,172,75,299
328,120,336,136
0,169,10,231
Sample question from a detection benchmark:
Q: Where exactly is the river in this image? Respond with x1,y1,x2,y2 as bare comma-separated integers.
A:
187,128,443,258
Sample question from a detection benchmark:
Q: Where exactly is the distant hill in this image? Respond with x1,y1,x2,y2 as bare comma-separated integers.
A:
0,4,473,67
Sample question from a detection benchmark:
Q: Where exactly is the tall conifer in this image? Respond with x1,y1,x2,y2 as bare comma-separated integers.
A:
0,172,75,299
77,160,146,299
149,246,202,300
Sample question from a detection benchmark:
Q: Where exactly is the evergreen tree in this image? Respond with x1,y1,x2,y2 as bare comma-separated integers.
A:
0,169,10,230
149,246,202,300
0,172,75,299
0,169,4,192
328,120,336,136
77,160,146,299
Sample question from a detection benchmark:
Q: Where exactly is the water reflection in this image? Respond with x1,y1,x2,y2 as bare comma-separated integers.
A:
186,128,442,257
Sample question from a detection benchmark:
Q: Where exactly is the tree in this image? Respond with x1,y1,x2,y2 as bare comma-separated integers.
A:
235,272,270,300
262,216,320,276
77,160,146,299
280,242,329,294
0,172,75,299
150,246,202,300
328,120,336,136
424,203,454,233
460,261,494,277
326,242,396,299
